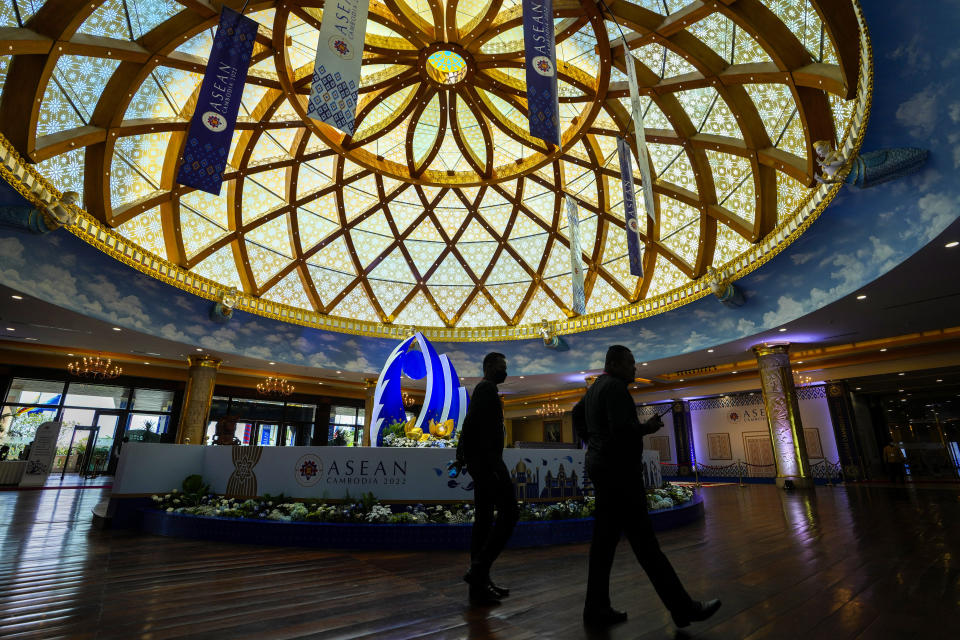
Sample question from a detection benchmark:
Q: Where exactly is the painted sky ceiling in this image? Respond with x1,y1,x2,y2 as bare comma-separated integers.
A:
0,0,860,332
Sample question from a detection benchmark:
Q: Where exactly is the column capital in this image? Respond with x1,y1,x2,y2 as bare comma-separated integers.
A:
752,342,791,357
187,354,222,369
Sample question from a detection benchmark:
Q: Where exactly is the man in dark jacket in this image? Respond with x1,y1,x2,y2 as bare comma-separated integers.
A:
455,352,519,604
573,345,720,627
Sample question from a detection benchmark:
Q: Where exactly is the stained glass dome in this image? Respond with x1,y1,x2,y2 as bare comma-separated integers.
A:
0,0,869,338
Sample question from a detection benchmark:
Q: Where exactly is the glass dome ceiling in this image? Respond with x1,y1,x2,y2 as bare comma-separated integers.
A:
0,0,867,336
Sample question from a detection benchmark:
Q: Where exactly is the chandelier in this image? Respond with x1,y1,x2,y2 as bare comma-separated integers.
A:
536,403,563,418
67,353,121,380
402,392,415,408
793,371,814,387
257,376,294,397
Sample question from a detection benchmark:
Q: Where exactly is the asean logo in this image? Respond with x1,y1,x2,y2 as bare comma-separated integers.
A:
627,218,640,233
201,111,228,133
727,411,740,423
532,55,554,77
295,454,323,487
329,36,354,60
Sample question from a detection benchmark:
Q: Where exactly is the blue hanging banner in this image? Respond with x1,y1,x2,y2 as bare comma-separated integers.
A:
522,0,560,145
307,0,371,134
617,136,645,277
564,195,586,314
175,8,258,196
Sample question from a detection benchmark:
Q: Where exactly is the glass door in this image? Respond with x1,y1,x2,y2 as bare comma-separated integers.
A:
93,411,122,476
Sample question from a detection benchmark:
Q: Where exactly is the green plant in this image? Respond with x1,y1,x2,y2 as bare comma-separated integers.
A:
331,430,347,446
181,474,211,507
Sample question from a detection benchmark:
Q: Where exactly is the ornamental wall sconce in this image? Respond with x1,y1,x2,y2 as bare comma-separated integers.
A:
257,376,294,397
402,391,415,408
67,353,121,380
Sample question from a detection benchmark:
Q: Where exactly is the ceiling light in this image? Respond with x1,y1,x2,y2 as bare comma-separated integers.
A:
112,327,121,331
519,375,525,379
25,337,37,341
856,294,867,300
855,387,861,390
936,379,943,382
778,328,787,332
641,362,648,366
579,371,585,374
67,353,74,356
144,362,149,365
5,327,13,331
11,295,22,300
336,370,341,374
195,348,203,352
707,349,714,353
732,370,738,374
899,389,904,392
946,241,959,248
679,378,685,382
898,372,904,376
880,348,887,352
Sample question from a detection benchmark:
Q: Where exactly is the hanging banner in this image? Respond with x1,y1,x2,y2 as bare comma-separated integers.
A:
175,8,258,196
623,41,657,227
617,136,645,277
307,0,371,135
522,0,560,145
564,195,586,314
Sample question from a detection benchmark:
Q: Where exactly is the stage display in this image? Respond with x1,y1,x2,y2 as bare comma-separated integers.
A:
369,332,468,447
113,444,664,501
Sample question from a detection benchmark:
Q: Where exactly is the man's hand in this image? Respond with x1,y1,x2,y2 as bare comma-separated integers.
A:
642,414,664,434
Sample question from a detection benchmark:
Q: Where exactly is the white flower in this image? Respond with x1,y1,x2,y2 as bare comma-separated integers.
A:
166,507,174,512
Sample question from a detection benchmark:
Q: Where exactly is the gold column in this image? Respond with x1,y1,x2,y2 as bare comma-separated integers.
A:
752,344,813,489
175,355,222,445
362,377,377,447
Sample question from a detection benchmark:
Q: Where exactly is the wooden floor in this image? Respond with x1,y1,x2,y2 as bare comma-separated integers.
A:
1,484,958,639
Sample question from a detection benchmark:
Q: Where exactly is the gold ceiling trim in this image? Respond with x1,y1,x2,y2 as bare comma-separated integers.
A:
0,0,871,343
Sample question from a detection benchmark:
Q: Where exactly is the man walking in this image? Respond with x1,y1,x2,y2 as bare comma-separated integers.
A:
573,345,721,627
455,352,519,604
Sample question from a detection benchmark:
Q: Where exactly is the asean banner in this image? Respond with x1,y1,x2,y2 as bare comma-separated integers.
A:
307,0,370,134
522,0,560,145
175,8,258,196
617,136,645,277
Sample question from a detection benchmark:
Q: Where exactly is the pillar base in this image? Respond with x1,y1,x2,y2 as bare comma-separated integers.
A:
776,476,815,490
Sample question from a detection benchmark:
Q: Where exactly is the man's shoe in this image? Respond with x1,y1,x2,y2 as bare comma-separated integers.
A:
464,570,509,598
469,582,502,606
583,607,628,626
672,599,721,628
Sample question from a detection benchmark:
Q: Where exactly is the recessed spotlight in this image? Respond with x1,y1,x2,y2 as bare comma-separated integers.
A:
5,327,13,331
336,370,342,374
946,241,959,248
25,337,37,341
898,372,905,376
112,327,121,331
899,389,904,392
880,348,888,352
195,348,203,352
856,294,867,300
707,349,714,353
519,375,525,379
901,399,907,402
778,328,787,332
797,361,804,364
679,378,685,382
855,387,861,390
269,362,276,365
67,353,74,356
641,362,648,366
144,362,150,365
11,295,22,300
732,370,738,374
936,379,943,382
579,371,585,374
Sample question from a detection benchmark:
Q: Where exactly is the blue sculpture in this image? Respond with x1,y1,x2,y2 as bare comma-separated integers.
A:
369,332,469,446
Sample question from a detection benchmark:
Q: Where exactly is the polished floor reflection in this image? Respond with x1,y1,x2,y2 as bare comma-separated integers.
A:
1,484,958,639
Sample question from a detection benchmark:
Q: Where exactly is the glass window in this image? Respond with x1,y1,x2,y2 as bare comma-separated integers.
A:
0,406,59,457
127,413,170,438
131,388,175,412
5,378,65,405
208,396,232,421
227,398,285,421
61,407,96,428
63,383,129,409
285,403,316,422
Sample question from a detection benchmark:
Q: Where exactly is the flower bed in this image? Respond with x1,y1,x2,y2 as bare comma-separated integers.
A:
149,480,694,524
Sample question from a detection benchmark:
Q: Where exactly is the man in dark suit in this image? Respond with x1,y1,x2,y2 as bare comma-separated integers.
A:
455,352,519,605
573,345,721,627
